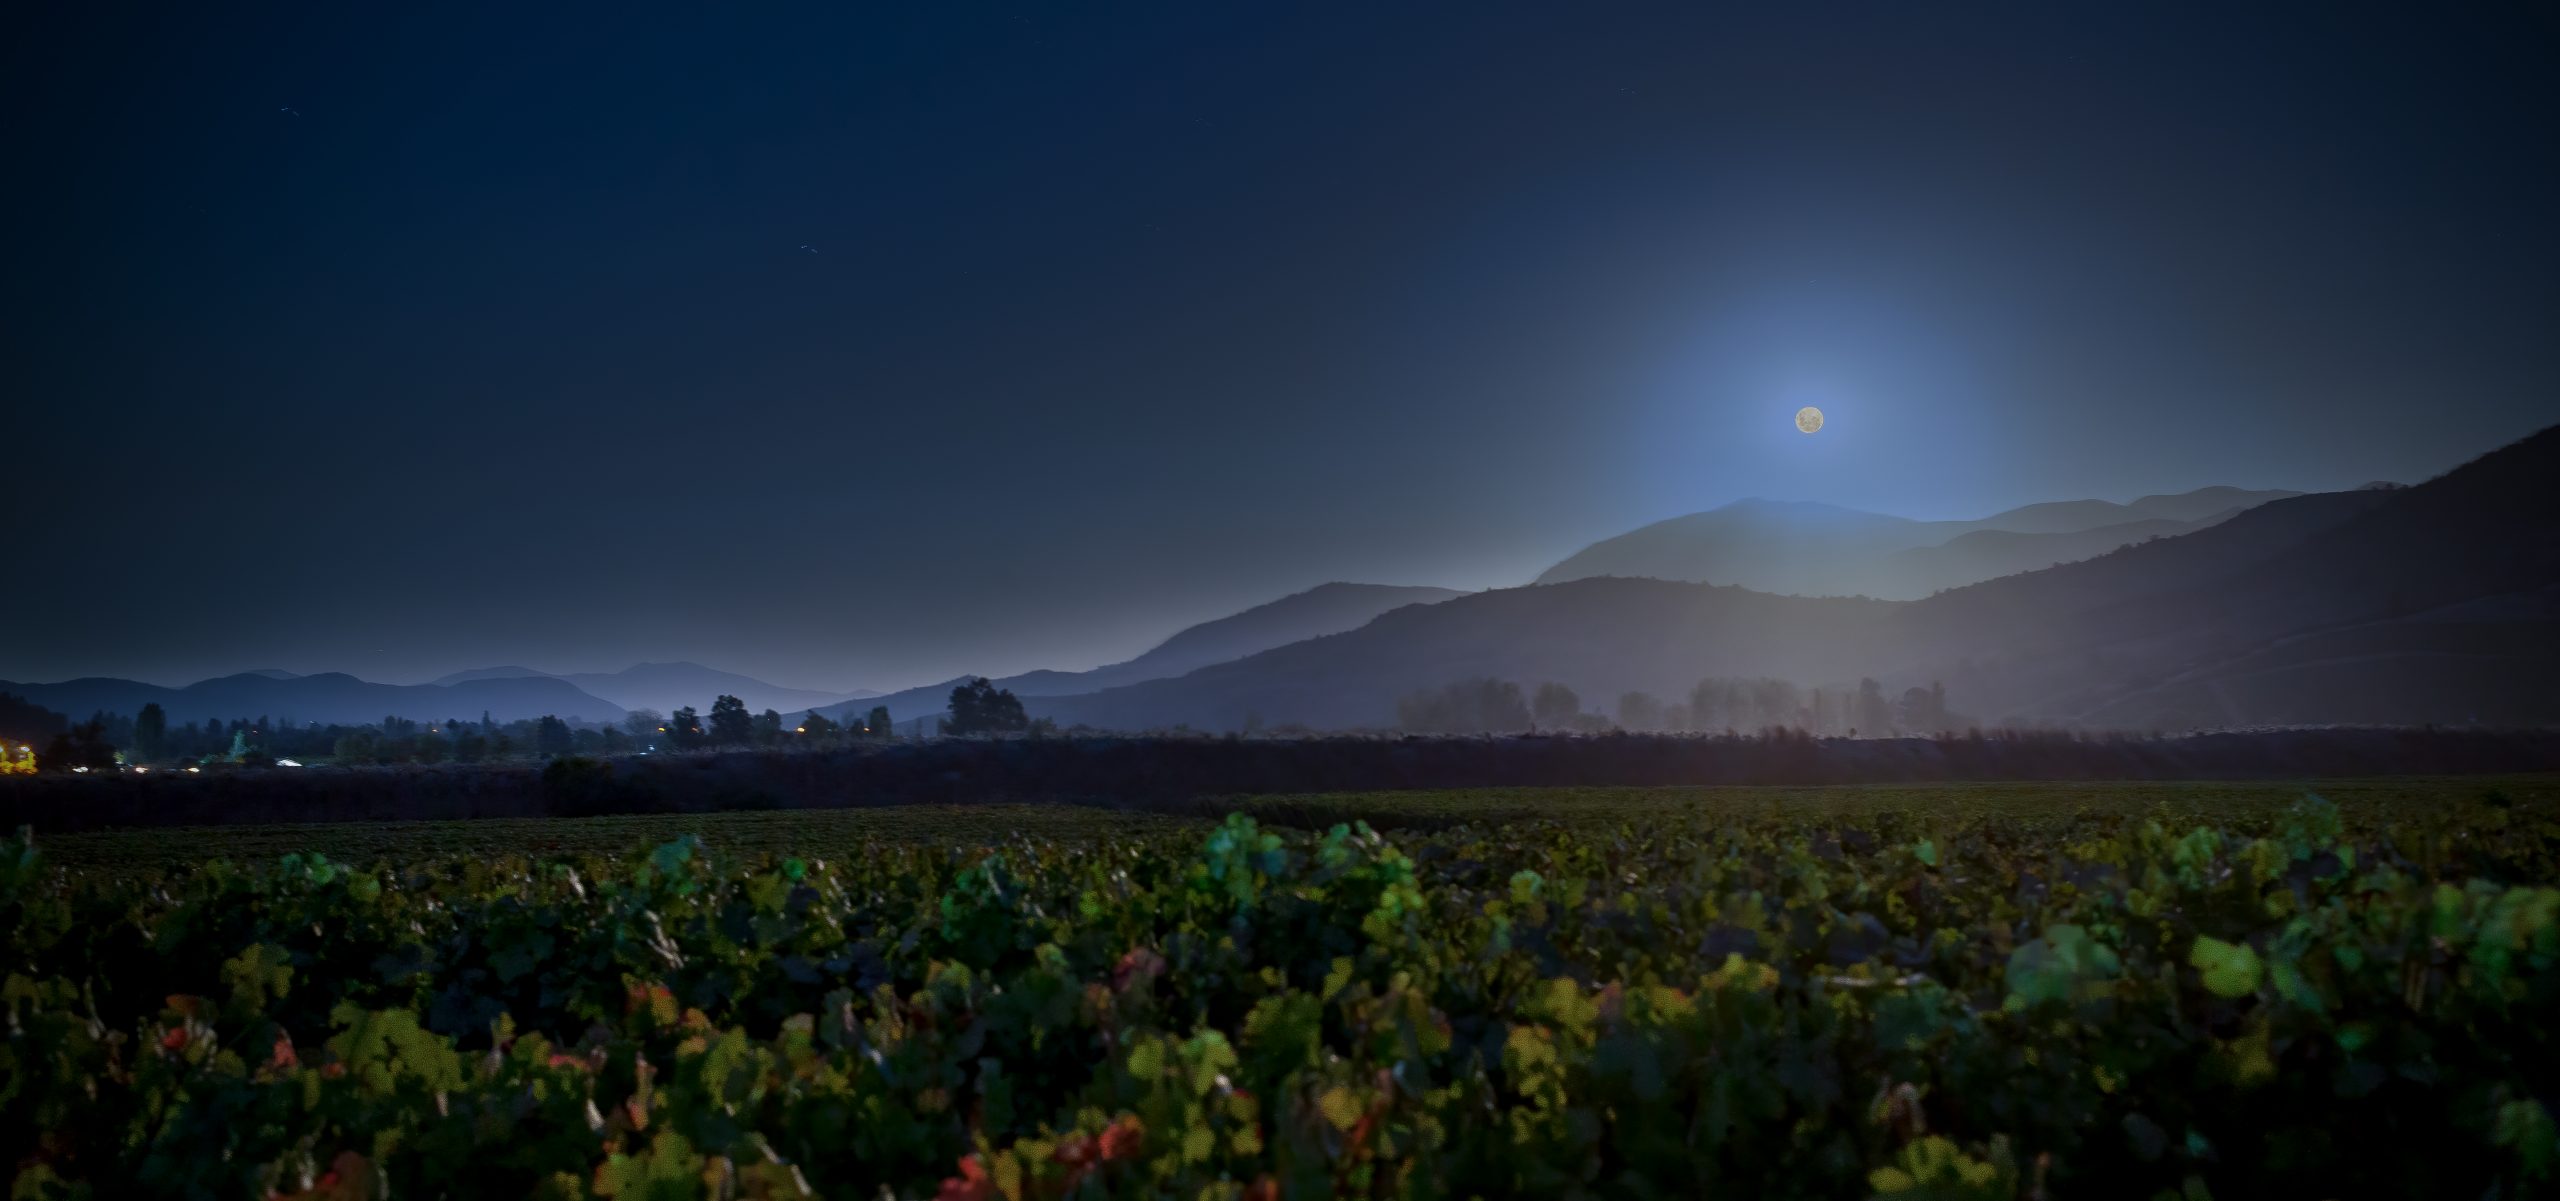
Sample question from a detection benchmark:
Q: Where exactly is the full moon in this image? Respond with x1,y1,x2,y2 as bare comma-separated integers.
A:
1795,406,1824,434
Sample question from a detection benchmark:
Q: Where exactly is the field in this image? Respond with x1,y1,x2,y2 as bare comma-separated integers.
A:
7,778,2558,1199
37,776,2552,867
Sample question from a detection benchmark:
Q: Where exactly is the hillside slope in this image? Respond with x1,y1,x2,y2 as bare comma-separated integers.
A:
1536,487,2299,598
1030,429,2554,732
830,583,1461,722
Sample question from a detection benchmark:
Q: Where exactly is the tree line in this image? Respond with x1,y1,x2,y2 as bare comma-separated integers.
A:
1396,676,1961,736
0,691,904,772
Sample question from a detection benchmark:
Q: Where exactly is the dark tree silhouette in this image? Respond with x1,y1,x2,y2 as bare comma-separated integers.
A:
946,678,1029,735
666,707,705,749
708,695,754,745
131,702,168,762
534,715,573,757
865,705,893,738
39,719,116,772
1,692,70,750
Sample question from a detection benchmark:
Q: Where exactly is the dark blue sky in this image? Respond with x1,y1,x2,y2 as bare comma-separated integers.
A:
7,3,2555,689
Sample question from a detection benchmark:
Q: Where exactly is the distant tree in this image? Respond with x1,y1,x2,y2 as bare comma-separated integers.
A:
667,707,705,749
802,712,841,739
1895,681,1951,733
623,709,665,742
1689,679,1734,732
334,731,380,764
534,715,574,757
413,731,448,764
1616,691,1662,731
1397,678,1532,734
40,719,116,772
708,695,754,745
132,702,168,762
946,678,1029,736
754,708,785,745
453,731,489,763
1531,683,1581,729
865,705,893,738
1855,678,1892,736
1895,687,1933,733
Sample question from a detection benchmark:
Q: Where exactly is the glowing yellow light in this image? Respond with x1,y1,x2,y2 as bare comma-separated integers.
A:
795,726,806,734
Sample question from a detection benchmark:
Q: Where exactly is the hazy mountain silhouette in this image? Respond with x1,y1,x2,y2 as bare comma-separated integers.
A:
1898,427,2558,727
428,665,548,684
1032,580,1894,730
0,671,629,727
1535,486,2302,599
830,583,1464,723
428,662,877,717
1883,512,2242,598
1028,431,2552,732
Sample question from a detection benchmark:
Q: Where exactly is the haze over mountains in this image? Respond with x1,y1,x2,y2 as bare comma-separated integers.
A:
426,663,881,720
1016,428,2555,733
814,583,1463,725
1536,486,2306,599
8,448,2545,737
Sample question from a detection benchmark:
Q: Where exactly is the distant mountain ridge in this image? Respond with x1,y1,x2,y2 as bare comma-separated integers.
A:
817,582,1465,724
1535,485,2303,598
0,671,628,728
14,451,2525,739
427,662,877,718
1019,429,2556,732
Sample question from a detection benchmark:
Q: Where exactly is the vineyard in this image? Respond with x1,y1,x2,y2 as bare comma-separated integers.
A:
5,783,2557,1199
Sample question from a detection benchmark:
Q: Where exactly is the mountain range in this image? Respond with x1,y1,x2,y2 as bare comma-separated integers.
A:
8,439,2542,737
1015,428,2555,732
811,583,1464,725
0,671,629,729
1535,486,2304,598
425,662,881,719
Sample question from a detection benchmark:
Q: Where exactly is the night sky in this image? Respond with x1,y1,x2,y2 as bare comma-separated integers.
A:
7,3,2556,690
